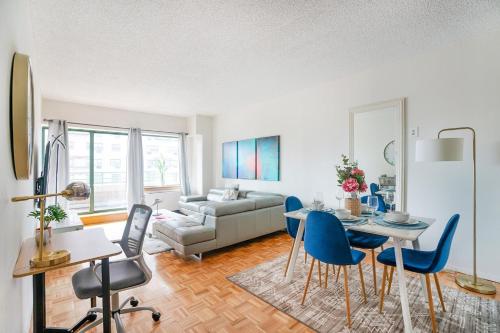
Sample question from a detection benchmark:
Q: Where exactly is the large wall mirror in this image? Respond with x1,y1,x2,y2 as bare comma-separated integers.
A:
349,98,406,211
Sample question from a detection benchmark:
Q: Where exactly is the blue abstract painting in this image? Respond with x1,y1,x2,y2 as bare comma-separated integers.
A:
222,141,238,179
237,139,256,180
256,136,280,181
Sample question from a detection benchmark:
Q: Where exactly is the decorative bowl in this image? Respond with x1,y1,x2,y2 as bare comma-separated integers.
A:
335,209,351,219
385,211,410,223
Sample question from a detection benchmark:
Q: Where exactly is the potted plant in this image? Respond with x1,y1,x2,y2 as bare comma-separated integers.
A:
336,154,368,216
29,204,68,245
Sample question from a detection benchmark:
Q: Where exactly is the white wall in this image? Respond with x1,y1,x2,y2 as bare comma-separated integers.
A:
213,30,500,282
0,0,40,332
42,99,189,210
42,99,187,133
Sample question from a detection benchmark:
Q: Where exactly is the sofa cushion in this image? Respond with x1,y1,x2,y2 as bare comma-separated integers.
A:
179,195,207,203
154,219,215,246
200,199,256,217
178,200,210,213
251,196,284,209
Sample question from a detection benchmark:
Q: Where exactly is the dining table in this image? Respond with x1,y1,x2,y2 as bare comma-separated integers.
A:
283,208,435,333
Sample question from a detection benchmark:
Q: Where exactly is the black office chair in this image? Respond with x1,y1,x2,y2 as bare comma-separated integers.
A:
71,204,161,332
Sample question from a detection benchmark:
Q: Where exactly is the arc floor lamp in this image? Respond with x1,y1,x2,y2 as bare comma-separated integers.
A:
416,127,496,295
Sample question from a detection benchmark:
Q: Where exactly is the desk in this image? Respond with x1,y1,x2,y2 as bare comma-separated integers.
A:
13,228,122,333
284,209,435,333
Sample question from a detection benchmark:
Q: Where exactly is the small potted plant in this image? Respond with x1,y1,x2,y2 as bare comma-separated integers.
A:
336,154,368,216
29,204,68,245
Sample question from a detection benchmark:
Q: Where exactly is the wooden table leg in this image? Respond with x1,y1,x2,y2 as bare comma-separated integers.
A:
285,219,305,283
101,258,111,333
394,238,413,333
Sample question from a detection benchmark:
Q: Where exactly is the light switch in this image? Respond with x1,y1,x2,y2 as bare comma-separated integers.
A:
410,127,419,137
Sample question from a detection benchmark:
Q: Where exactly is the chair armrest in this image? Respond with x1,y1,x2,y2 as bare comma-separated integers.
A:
180,195,207,203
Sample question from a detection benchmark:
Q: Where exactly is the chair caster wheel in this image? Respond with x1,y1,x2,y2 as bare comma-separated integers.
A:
152,312,161,322
87,311,98,323
130,298,139,307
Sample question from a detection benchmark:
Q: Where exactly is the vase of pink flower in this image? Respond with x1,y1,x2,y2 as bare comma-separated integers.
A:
336,154,368,216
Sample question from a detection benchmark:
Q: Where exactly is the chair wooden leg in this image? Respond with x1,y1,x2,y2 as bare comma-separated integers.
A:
331,265,336,283
358,263,367,303
379,265,388,313
387,266,394,295
343,266,352,328
317,260,322,287
284,239,295,277
325,264,329,288
304,250,308,264
301,258,316,305
425,274,438,333
371,249,377,295
433,273,446,312
336,265,341,283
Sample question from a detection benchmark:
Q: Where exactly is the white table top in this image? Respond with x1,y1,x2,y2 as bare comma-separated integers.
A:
284,210,435,241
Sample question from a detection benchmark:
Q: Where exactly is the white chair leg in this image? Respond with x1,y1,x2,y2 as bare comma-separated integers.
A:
114,312,126,333
121,306,157,314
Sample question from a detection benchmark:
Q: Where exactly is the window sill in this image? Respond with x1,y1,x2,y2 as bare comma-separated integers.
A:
144,186,181,193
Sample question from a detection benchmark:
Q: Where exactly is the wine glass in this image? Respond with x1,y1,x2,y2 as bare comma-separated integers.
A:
335,188,344,209
385,192,394,212
367,195,379,224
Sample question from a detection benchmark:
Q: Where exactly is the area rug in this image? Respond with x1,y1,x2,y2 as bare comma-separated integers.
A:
143,236,172,255
228,249,499,332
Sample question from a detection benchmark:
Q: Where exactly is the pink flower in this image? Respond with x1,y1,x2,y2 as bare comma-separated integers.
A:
342,178,359,193
351,168,365,177
360,182,368,193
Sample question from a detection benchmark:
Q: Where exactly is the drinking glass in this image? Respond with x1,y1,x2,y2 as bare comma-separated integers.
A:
367,195,378,224
313,192,324,210
335,188,344,208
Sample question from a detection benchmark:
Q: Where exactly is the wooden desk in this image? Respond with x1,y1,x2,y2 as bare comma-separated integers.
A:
13,228,122,333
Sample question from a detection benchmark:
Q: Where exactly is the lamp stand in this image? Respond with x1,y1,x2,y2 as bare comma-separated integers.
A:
13,193,71,268
438,127,496,295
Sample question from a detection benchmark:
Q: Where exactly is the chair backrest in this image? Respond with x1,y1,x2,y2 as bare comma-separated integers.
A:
428,214,460,272
304,211,356,265
284,196,303,238
119,204,153,258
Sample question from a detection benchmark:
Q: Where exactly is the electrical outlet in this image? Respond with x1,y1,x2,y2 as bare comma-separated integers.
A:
410,127,419,137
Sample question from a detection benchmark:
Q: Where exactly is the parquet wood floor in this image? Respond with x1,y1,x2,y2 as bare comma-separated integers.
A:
43,226,499,333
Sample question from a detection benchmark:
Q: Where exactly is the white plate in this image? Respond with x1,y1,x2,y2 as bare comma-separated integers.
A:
340,215,362,222
383,217,419,225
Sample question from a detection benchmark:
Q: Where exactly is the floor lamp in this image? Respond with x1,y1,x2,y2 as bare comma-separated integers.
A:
416,127,496,295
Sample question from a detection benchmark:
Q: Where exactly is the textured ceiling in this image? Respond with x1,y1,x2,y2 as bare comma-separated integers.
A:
30,1,500,116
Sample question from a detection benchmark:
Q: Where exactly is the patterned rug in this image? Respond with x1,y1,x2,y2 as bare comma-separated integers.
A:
228,249,499,332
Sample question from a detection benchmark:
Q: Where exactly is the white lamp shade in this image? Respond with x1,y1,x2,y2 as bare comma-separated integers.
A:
415,138,464,162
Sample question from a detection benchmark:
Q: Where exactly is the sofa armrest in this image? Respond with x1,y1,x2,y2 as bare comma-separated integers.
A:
180,194,207,203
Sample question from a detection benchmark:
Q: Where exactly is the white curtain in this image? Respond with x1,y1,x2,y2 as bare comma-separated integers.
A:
47,120,69,207
127,128,145,211
179,133,191,195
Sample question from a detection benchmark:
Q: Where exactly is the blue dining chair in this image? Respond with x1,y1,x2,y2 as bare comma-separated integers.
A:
284,196,306,276
377,214,460,333
301,211,367,328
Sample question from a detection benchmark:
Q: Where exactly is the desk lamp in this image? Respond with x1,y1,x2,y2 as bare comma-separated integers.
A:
11,181,91,268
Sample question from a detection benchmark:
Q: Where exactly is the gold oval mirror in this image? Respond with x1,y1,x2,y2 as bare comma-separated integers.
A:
10,52,35,180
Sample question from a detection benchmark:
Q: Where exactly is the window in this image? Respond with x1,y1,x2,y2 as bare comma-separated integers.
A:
43,127,128,214
42,128,181,213
142,135,180,189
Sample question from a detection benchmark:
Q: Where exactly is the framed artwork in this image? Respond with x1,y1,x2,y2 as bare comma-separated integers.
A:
256,136,280,181
237,138,256,180
222,141,238,178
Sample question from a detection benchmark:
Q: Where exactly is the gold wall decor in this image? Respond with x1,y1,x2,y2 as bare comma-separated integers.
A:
10,52,35,180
